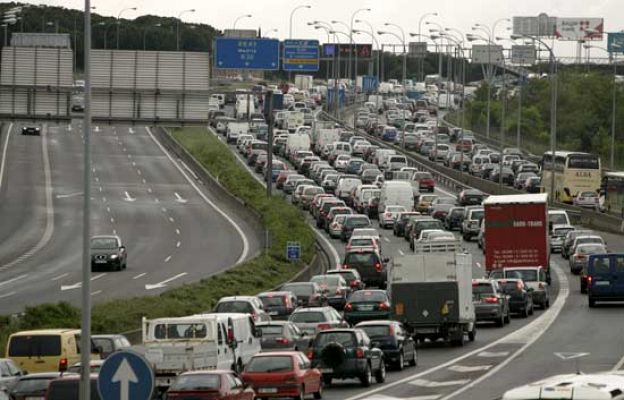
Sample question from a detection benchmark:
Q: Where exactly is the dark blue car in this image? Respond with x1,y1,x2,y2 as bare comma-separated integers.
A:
587,253,624,307
381,127,397,142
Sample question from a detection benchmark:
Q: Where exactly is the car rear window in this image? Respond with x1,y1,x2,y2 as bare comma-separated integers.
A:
246,356,293,373
9,335,62,357
259,296,286,307
170,374,221,390
349,291,387,302
47,379,100,400
258,325,286,336
215,301,253,314
416,221,443,230
350,238,375,247
469,210,484,220
472,283,495,295
290,312,326,323
358,325,391,338
506,270,538,282
282,284,313,297
90,238,117,249
344,252,378,266
315,332,356,347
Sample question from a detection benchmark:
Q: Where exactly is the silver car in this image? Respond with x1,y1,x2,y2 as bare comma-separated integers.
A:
569,243,607,275
549,224,575,253
288,306,347,336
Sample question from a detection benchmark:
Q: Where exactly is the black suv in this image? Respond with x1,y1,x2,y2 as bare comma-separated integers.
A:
90,235,127,271
356,320,417,371
343,249,388,289
21,126,41,136
307,329,386,387
496,278,534,318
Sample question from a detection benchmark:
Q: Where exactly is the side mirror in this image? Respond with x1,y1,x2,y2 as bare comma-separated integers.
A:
383,257,390,263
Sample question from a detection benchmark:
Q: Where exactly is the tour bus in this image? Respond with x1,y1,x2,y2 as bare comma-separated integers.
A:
601,171,624,216
540,151,601,204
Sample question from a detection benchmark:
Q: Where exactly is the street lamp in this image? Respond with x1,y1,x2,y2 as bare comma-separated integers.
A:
349,8,371,81
232,14,252,30
379,28,408,148
418,12,438,81
384,22,407,85
289,5,311,39
116,6,137,49
176,9,195,51
512,33,558,202
354,21,380,82
314,24,335,82
265,28,279,37
143,23,162,51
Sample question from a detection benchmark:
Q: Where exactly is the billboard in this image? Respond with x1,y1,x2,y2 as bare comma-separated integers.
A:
215,38,280,70
322,44,373,58
555,18,604,41
511,45,536,65
608,32,624,53
471,44,504,64
408,42,427,58
512,15,557,37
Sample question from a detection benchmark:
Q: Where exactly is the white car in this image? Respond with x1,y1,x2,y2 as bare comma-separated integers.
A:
334,154,352,171
573,191,600,210
378,205,407,229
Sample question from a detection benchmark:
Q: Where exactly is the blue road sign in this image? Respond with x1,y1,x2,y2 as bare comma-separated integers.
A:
215,38,280,70
286,241,301,262
608,32,624,53
283,39,320,71
98,350,154,400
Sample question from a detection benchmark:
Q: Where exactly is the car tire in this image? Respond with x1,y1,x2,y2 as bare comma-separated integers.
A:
496,315,505,327
396,350,404,371
360,364,372,387
451,332,465,347
589,297,596,307
468,328,476,342
409,348,418,366
292,386,305,400
313,382,323,399
375,360,386,383
322,375,332,386
504,311,511,324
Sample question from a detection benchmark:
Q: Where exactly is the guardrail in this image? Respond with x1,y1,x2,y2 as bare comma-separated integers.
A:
319,110,624,234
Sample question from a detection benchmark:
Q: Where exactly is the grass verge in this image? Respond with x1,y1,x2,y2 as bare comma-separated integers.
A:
0,127,316,353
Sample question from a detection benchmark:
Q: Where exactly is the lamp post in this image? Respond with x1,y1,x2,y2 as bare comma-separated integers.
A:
418,12,438,81
383,22,407,85
143,23,161,51
176,9,195,51
116,7,136,49
349,8,370,81
289,5,311,38
512,33,557,203
232,14,252,30
353,24,380,82
329,30,349,117
311,23,332,80
332,20,351,84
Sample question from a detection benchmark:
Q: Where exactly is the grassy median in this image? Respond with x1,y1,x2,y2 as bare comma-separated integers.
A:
0,127,316,352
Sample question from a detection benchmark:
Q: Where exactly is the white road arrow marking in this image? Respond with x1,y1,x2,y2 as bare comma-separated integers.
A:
174,192,188,204
112,358,138,400
447,364,493,373
477,351,510,358
409,378,471,387
55,192,84,199
124,191,136,202
145,272,187,290
554,352,590,360
129,127,135,134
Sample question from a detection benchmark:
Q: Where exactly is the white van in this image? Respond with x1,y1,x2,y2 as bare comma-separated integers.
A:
329,142,352,164
375,149,397,169
286,111,304,132
142,313,261,391
548,209,571,227
387,155,408,171
379,181,414,212
286,133,311,161
235,100,255,120
336,178,363,201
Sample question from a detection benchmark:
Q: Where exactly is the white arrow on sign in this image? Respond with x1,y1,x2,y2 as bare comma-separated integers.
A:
112,358,138,400
554,352,590,360
124,191,136,202
174,192,187,204
145,272,187,290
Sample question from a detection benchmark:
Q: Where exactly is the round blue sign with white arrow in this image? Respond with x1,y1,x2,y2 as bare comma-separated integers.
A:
98,350,154,400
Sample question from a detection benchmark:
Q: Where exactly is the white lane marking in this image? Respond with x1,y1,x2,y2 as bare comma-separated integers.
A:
142,178,146,184
106,207,111,213
168,217,175,223
345,263,570,400
51,273,69,281
161,207,167,213
123,191,136,202
398,249,405,256
0,274,28,288
174,192,188,203
112,229,117,235
132,161,136,167
129,127,135,134
147,187,152,193
175,229,181,235
145,272,188,290
383,237,390,243
94,176,99,183
176,241,181,248
613,355,624,371
164,256,172,263
123,147,127,152
0,291,16,299
410,379,471,388
61,282,82,291
435,185,457,198
146,127,250,265
1,124,55,271
155,198,159,203
132,273,147,280
356,396,441,400
99,186,103,192
94,126,100,132
477,351,510,358
55,192,83,199
91,273,106,281
67,124,72,132
91,290,102,296
127,154,131,159
110,217,115,223
179,160,199,180
447,364,492,373
137,169,142,176
102,196,107,203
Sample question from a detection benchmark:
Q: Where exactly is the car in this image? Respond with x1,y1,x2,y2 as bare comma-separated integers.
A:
458,189,486,206
573,191,600,210
472,279,510,326
288,306,348,337
328,214,349,238
91,334,131,359
343,248,388,289
414,194,438,214
21,126,41,136
570,243,607,275
309,274,351,310
257,291,298,320
378,205,407,229
66,359,105,374
412,171,435,192
90,235,127,271
501,371,624,400
549,224,575,253
214,296,271,323
166,370,255,400
280,282,326,307
569,235,607,257
343,290,391,325
525,176,542,193
241,352,322,400
461,207,484,241
44,374,99,400
326,268,365,291
9,372,66,400
393,212,421,237
307,328,386,387
340,214,372,242
256,322,310,352
562,229,595,259
445,206,465,231
346,236,381,253
355,321,417,371
408,219,445,250
0,358,23,393
500,267,550,309
496,279,534,318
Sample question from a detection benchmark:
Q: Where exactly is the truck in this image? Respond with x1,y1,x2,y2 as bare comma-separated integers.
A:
285,110,304,132
357,75,379,93
226,121,250,144
315,128,341,154
388,240,476,346
286,132,311,160
294,74,314,91
235,99,255,120
483,193,550,278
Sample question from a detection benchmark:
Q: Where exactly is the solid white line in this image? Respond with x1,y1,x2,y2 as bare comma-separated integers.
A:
0,291,16,299
91,273,106,281
91,290,102,296
146,127,250,265
410,379,471,388
383,237,390,243
612,354,624,371
51,273,69,281
398,249,405,256
132,273,147,280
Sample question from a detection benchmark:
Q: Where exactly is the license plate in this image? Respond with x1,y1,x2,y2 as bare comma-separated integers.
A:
321,368,333,373
595,281,611,286
95,260,107,264
359,305,374,311
268,311,279,316
259,388,278,393
25,397,45,400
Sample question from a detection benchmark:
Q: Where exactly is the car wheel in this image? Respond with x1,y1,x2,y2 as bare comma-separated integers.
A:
375,359,386,383
496,315,505,327
292,385,305,400
468,327,476,342
313,382,323,399
360,364,372,387
589,297,596,307
396,350,404,371
409,348,418,366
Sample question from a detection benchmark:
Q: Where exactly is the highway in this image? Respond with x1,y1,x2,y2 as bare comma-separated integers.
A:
0,121,261,314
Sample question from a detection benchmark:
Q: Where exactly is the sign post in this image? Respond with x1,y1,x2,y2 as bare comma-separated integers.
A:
283,40,320,71
98,350,154,400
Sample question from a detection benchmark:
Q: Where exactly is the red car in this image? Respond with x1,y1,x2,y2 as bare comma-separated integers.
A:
241,352,322,400
166,370,255,400
413,171,435,192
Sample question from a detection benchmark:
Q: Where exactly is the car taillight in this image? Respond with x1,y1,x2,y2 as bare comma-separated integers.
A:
484,296,499,304
59,357,68,372
587,276,593,287
375,262,382,272
344,303,353,311
388,324,395,336
275,337,290,345
350,280,360,288
307,350,314,359
355,348,365,359
385,212,392,217
318,323,331,331
576,255,587,261
379,302,390,310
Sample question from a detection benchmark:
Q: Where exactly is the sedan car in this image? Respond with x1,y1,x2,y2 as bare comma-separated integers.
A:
242,352,322,400
288,306,347,336
378,205,407,229
90,235,127,271
256,321,310,352
9,372,66,400
309,275,351,310
280,282,325,307
472,279,510,327
573,191,600,210
166,370,254,400
21,126,41,136
496,279,534,318
326,268,365,291
569,243,607,275
550,224,575,253
343,290,391,325
458,189,486,206
214,296,271,323
356,320,417,371
257,291,298,320
393,212,421,237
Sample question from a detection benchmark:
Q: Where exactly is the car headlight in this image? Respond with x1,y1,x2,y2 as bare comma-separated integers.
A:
110,254,119,259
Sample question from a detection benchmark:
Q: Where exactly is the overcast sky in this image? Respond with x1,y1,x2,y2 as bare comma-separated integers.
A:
25,0,624,59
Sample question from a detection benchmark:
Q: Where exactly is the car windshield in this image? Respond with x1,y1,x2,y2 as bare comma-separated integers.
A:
290,311,326,323
359,325,391,338
349,291,387,303
315,332,356,347
246,356,293,373
215,301,253,313
549,213,568,225
91,238,117,249
259,296,286,307
506,269,538,282
344,252,378,266
282,284,313,296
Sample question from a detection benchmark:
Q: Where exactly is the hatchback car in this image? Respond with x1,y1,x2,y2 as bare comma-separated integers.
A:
256,322,310,352
496,279,534,318
458,189,486,206
288,307,347,337
341,215,372,242
550,224,575,253
444,206,465,231
343,249,388,289
355,321,417,371
343,290,391,325
90,235,127,271
166,370,254,400
257,291,298,320
570,243,607,275
573,191,600,210
326,269,365,291
472,279,510,327
280,282,325,307
393,212,421,237
501,267,550,309
378,205,407,229
213,296,271,323
309,275,351,310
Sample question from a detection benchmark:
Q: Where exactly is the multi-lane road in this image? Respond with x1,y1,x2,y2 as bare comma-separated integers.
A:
0,121,261,314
